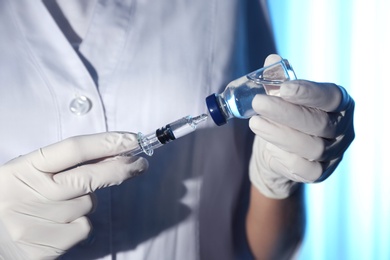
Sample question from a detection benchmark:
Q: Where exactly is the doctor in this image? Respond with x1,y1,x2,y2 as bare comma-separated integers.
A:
0,0,354,259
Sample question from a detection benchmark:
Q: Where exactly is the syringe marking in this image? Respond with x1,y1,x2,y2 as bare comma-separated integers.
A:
125,114,208,156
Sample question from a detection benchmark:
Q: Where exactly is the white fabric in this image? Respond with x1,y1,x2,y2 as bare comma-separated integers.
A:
0,0,275,259
55,0,97,40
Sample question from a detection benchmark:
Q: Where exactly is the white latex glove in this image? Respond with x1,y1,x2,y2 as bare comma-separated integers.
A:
249,55,355,199
0,132,148,259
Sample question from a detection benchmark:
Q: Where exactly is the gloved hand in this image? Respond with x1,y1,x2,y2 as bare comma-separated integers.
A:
249,55,355,199
0,132,148,259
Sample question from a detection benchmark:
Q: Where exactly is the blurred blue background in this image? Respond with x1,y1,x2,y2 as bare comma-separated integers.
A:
268,1,390,259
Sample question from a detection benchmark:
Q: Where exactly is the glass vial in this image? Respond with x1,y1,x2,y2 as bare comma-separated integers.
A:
205,59,296,126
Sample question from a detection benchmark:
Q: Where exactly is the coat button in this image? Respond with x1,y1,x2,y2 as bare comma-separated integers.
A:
70,96,92,115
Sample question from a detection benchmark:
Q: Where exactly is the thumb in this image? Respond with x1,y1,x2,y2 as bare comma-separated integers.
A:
48,155,148,200
280,80,353,112
25,132,141,173
9,132,148,201
263,53,282,66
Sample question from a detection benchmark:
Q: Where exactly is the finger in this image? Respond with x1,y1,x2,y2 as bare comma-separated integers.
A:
315,157,343,182
280,80,354,112
261,54,286,96
45,156,148,200
249,116,355,162
264,54,282,66
252,94,351,138
250,116,325,161
10,194,95,223
8,154,148,201
264,142,323,183
26,132,139,173
15,217,91,258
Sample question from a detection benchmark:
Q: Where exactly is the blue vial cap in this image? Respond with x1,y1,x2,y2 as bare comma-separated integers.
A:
205,94,227,126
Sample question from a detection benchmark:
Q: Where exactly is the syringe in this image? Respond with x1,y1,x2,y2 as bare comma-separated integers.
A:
124,114,208,156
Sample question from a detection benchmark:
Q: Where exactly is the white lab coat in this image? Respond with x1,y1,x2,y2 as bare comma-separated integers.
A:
0,0,276,259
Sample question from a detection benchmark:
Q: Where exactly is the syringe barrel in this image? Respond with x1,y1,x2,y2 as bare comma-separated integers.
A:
168,116,197,139
124,114,207,156
126,132,162,156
